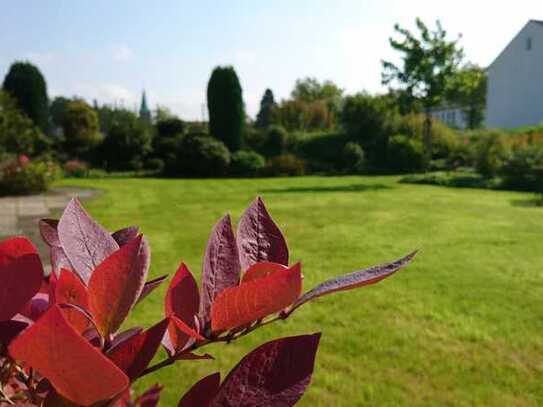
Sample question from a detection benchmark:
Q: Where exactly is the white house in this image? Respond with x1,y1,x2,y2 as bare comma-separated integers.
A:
485,19,543,128
433,20,543,130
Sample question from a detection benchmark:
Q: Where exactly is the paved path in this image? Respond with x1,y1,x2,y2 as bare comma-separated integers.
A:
0,187,97,256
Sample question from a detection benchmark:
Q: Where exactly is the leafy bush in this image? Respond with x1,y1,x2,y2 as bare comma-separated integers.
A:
63,160,89,178
0,197,415,405
293,131,349,173
401,170,501,189
230,150,265,177
167,133,231,177
341,142,365,174
264,154,305,177
471,130,509,177
387,134,426,173
144,157,165,173
262,125,289,157
500,145,543,191
0,156,61,196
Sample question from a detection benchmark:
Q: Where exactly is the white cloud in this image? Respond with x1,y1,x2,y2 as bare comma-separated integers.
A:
111,45,134,62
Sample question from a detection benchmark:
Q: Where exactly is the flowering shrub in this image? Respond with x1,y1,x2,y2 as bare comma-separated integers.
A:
0,197,415,406
63,160,89,178
0,155,61,196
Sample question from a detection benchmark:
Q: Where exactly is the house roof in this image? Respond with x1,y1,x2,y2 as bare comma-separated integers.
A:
531,19,543,26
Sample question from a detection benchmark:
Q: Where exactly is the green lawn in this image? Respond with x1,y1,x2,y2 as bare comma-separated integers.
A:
56,175,543,406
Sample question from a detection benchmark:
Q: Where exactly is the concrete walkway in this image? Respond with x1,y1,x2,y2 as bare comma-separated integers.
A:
0,187,97,252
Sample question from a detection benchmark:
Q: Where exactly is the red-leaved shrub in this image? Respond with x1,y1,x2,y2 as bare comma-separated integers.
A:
0,197,416,406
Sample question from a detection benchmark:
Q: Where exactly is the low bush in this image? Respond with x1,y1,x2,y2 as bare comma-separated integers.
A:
0,197,415,405
264,154,305,177
341,142,365,174
471,130,509,177
167,133,231,177
500,145,543,191
387,134,426,173
262,125,289,157
293,131,349,173
230,150,265,177
63,160,89,178
144,157,165,173
0,156,61,196
401,170,501,189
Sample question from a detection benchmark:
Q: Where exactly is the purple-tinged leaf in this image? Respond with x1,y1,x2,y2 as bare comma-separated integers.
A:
0,320,29,345
211,333,321,406
178,372,220,407
288,251,417,315
107,319,169,380
58,198,120,284
237,197,289,271
136,275,168,305
109,327,144,352
136,384,163,407
50,246,72,277
88,235,149,337
199,215,240,325
112,226,140,247
39,219,60,247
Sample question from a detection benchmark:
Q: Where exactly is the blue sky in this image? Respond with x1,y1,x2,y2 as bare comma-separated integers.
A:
1,1,542,119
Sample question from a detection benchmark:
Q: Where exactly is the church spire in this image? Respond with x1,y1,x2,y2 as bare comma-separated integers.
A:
139,90,151,123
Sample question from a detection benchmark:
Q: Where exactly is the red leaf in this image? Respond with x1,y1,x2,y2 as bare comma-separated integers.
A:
0,254,43,321
9,305,129,406
168,316,205,352
178,372,220,407
237,197,289,271
211,333,321,406
55,269,89,333
39,219,60,247
20,293,49,321
88,235,149,337
289,251,417,315
50,246,72,278
242,262,287,283
137,274,168,304
199,215,240,325
58,198,119,284
136,384,163,407
165,263,199,323
0,320,29,345
108,319,169,380
112,226,140,247
211,263,302,333
109,327,144,351
0,236,39,268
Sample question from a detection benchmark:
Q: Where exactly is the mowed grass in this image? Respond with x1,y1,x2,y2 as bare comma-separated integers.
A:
56,175,543,406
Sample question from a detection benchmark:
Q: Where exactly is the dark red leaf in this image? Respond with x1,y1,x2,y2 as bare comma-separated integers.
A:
178,372,220,407
167,316,205,352
0,236,39,268
39,219,60,247
109,327,144,351
237,197,289,271
55,269,89,333
0,254,43,321
9,305,129,406
165,263,199,324
20,293,49,321
136,274,168,304
88,235,149,337
211,333,321,406
136,384,163,407
289,251,417,315
200,215,240,325
107,318,169,380
58,198,120,284
0,320,29,345
112,226,140,247
211,263,302,333
242,262,287,283
50,246,72,278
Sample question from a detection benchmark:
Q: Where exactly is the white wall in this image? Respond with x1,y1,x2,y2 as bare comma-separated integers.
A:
485,21,543,128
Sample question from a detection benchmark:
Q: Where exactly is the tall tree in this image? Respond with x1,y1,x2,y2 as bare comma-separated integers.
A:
291,77,343,124
62,99,103,158
255,89,277,129
382,18,463,161
446,64,487,129
2,61,49,132
49,96,71,129
207,66,244,151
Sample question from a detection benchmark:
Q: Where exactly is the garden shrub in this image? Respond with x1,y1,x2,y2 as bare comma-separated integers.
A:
0,197,415,406
63,160,89,178
144,157,165,173
471,130,509,177
230,150,265,177
264,154,305,177
262,125,289,157
293,130,349,173
341,142,365,174
0,155,61,196
168,133,231,177
387,134,426,173
500,145,543,191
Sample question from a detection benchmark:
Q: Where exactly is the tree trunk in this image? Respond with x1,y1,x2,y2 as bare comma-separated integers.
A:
423,108,432,171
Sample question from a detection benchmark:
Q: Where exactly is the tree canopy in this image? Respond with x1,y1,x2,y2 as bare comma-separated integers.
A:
446,65,487,129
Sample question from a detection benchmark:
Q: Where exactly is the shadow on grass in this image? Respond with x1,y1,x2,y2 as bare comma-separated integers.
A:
260,183,392,194
510,197,543,207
